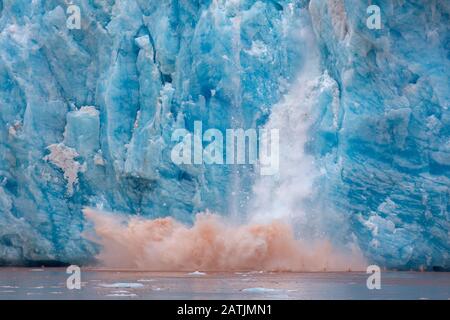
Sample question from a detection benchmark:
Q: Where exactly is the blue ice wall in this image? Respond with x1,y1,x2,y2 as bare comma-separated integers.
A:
0,0,448,269
308,0,449,269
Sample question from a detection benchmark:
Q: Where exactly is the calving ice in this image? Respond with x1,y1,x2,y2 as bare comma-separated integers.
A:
171,121,279,175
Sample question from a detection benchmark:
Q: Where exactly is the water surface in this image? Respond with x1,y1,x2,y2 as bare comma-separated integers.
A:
0,268,448,300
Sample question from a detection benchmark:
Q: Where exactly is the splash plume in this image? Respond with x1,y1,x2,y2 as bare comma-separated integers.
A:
83,208,366,272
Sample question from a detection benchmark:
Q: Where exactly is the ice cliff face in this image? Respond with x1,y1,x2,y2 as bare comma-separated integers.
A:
307,0,450,269
0,0,448,269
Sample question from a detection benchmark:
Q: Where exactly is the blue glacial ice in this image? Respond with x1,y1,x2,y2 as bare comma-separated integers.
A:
0,0,448,269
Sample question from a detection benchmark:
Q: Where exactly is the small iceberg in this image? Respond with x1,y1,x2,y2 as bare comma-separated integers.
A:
137,279,155,282
106,293,137,297
151,287,167,291
242,287,282,293
99,283,144,289
188,271,206,276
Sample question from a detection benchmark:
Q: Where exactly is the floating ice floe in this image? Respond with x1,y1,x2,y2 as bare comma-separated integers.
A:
242,287,283,293
99,283,144,289
188,271,206,276
106,293,137,297
137,279,155,282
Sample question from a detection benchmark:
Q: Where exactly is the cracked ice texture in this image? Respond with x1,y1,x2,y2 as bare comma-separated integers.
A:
0,0,448,269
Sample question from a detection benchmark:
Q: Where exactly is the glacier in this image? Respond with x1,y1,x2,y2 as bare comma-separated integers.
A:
0,0,448,269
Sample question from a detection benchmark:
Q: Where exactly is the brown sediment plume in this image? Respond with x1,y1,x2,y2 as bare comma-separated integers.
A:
83,208,366,271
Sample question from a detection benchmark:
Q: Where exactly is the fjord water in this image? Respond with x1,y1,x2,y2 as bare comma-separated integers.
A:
0,268,448,300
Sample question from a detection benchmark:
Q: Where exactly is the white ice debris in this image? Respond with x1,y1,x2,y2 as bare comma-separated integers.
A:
106,293,138,297
245,40,268,57
188,271,206,276
94,150,105,166
43,143,86,195
242,287,282,293
99,283,144,289
76,106,99,117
